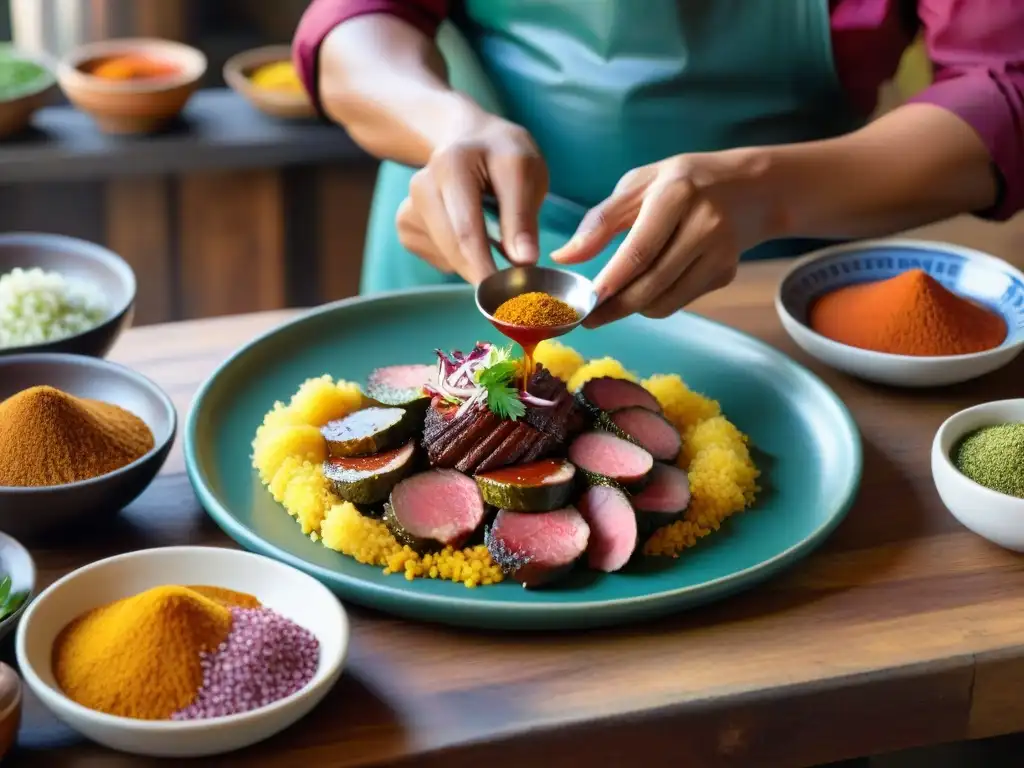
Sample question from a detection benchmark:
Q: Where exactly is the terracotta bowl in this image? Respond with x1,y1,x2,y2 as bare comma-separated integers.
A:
223,45,315,120
0,46,58,140
0,664,22,761
57,38,207,135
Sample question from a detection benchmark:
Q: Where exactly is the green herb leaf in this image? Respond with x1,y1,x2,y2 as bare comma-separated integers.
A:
0,590,26,621
0,576,12,606
476,353,526,421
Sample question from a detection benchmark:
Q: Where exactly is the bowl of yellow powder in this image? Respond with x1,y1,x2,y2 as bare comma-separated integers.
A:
223,45,315,120
15,546,348,758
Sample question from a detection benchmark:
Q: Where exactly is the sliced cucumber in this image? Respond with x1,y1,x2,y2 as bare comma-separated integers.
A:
322,440,417,505
474,459,576,512
321,406,415,458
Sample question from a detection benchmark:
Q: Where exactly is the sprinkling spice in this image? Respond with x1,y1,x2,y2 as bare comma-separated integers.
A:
86,55,181,81
494,291,578,328
808,269,1005,356
952,423,1024,498
0,386,154,487
52,585,319,721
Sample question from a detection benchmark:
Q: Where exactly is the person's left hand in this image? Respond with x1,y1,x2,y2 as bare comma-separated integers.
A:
551,148,784,327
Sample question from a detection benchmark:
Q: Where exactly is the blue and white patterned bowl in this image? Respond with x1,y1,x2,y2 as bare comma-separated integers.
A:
775,239,1024,387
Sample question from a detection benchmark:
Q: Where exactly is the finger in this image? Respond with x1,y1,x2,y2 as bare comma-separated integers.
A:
591,181,694,303
396,197,453,273
411,176,469,277
584,199,719,326
438,164,496,284
551,167,653,265
488,154,547,266
643,248,738,319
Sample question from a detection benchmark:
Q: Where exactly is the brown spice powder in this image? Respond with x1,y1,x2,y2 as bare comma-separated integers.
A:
493,291,578,327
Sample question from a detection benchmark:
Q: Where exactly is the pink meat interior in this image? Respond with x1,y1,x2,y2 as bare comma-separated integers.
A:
376,364,433,389
579,486,637,571
631,464,691,512
391,470,485,538
610,408,680,460
585,377,661,412
569,432,652,477
496,508,590,565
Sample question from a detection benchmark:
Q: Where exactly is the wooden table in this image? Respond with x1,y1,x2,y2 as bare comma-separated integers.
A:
11,255,1024,768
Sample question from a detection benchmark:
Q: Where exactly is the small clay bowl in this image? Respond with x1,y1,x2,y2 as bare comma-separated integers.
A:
0,46,58,140
57,37,207,135
0,353,176,540
0,232,136,359
0,664,23,761
223,45,314,120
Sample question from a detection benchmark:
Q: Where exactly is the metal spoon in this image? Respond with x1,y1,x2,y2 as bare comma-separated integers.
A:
475,265,599,339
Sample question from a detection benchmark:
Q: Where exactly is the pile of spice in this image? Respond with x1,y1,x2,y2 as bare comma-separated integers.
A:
0,53,48,100
0,385,154,487
808,268,1006,356
52,585,320,721
494,291,578,327
249,60,303,94
0,266,107,349
952,423,1024,498
86,55,181,82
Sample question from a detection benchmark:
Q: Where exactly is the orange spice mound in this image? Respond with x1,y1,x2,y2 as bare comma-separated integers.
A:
88,55,181,81
808,268,1006,356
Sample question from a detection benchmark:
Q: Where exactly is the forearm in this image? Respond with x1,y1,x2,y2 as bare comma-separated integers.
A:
318,14,490,166
769,103,999,240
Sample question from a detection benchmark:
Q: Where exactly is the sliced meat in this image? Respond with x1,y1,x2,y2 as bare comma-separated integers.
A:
630,463,691,537
604,406,682,463
367,363,433,392
456,420,517,473
321,407,414,458
322,440,417,504
475,459,575,512
434,410,500,468
577,485,638,572
485,507,590,588
568,431,654,492
577,377,662,418
384,470,487,552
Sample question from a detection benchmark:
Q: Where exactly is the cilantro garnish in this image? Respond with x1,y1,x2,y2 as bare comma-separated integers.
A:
476,348,526,421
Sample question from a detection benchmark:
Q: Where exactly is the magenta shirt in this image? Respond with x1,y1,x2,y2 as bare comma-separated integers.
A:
294,0,1024,220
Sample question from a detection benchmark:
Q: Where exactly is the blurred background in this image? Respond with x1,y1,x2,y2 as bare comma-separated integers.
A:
0,0,1018,329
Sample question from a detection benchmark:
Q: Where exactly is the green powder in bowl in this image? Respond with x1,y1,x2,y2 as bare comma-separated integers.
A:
0,267,108,349
0,49,51,102
952,423,1024,499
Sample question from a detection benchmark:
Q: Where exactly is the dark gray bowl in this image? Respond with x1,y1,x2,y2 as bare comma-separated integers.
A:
0,354,176,540
0,233,136,359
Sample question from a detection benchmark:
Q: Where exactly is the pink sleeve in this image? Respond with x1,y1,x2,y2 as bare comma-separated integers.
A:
910,0,1024,220
292,0,451,116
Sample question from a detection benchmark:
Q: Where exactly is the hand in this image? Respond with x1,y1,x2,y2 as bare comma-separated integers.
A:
396,116,549,284
552,149,783,327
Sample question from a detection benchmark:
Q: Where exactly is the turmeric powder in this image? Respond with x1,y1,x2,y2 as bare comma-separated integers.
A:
52,585,259,720
808,269,1006,356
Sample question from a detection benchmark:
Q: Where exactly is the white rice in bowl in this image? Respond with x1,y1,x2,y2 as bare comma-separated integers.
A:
0,267,108,349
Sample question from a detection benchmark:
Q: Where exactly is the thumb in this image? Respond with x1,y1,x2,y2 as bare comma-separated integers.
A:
550,199,629,264
488,158,546,266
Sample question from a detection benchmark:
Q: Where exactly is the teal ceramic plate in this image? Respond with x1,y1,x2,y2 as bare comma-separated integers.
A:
185,288,861,631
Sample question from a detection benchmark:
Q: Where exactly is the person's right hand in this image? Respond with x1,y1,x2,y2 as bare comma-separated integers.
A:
396,116,549,284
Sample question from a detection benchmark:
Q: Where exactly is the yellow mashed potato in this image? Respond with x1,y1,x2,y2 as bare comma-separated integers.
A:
251,351,761,585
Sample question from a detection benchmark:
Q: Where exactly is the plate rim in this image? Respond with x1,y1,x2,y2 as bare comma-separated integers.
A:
184,285,863,616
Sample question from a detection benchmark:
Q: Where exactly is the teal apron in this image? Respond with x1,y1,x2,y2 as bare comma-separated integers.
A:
361,0,863,294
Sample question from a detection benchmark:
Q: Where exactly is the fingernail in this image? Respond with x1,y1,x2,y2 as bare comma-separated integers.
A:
513,234,538,264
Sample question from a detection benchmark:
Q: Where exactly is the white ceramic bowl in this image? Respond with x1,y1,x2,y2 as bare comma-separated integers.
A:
15,546,349,758
0,532,35,642
776,239,1024,387
932,399,1024,551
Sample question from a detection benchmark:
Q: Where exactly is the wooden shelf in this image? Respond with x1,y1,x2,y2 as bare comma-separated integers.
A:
0,88,370,184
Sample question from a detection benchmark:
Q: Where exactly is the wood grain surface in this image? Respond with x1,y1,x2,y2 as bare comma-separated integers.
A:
10,246,1024,768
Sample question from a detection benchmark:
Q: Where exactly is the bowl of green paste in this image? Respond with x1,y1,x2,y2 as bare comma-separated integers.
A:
0,46,57,139
933,399,1024,552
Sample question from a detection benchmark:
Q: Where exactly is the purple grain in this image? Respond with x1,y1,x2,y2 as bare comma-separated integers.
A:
172,607,320,720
